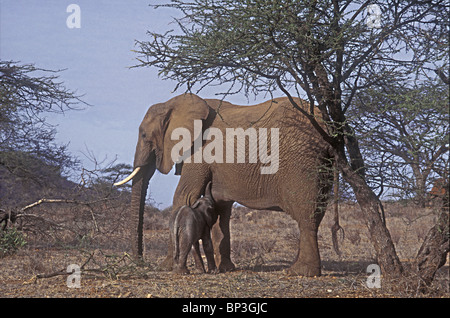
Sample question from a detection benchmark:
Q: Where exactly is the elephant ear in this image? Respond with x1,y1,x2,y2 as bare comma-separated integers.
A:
159,94,210,174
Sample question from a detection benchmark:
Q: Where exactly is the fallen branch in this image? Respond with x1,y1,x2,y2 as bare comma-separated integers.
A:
25,250,97,284
25,250,154,285
13,197,119,233
21,197,115,212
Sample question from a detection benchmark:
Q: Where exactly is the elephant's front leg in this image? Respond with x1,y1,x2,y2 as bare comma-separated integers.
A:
160,210,176,271
201,232,217,273
211,201,235,272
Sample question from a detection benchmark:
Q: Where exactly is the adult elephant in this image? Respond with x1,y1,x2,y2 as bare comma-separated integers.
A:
115,93,333,276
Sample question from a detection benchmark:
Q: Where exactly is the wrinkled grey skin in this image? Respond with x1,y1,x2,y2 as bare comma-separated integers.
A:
171,182,217,274
123,94,333,276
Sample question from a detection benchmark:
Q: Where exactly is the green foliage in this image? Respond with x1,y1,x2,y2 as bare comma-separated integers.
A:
136,1,447,107
137,0,355,97
136,0,448,205
0,227,27,257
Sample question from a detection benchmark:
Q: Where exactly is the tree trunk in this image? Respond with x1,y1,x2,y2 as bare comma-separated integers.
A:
415,182,449,287
412,165,427,208
335,151,404,278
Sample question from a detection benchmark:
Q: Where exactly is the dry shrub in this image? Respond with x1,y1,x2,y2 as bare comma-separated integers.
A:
5,191,132,253
1,195,447,298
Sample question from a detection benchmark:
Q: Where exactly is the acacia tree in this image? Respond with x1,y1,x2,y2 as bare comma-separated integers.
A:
0,61,82,185
135,0,449,281
353,79,449,206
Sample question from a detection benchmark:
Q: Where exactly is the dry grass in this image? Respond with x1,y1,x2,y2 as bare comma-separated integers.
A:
0,201,448,298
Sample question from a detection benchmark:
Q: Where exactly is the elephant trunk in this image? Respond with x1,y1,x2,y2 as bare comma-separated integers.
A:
129,152,156,258
204,181,213,200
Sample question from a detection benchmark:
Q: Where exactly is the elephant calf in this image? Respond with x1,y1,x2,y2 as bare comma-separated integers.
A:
171,182,217,274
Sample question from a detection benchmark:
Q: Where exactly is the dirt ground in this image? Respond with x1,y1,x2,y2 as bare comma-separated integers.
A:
0,202,448,298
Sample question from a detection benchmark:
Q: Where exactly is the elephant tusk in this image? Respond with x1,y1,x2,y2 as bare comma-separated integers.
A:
113,167,141,186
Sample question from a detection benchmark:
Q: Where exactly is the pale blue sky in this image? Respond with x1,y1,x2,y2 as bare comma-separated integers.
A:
0,0,190,207
0,0,274,208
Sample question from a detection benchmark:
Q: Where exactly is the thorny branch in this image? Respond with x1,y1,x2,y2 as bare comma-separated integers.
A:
25,250,154,284
4,197,122,234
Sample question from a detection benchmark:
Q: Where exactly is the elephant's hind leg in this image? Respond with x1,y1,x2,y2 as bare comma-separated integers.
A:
192,241,206,273
285,204,326,277
289,226,322,277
